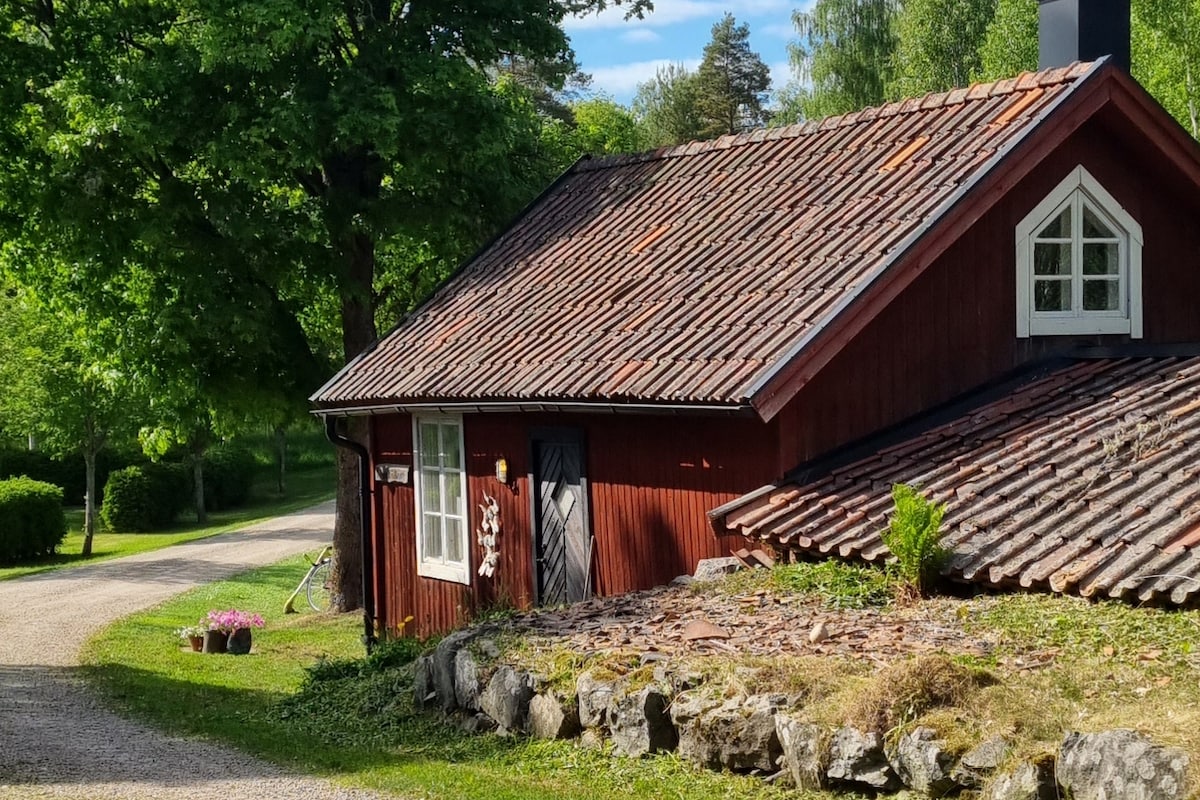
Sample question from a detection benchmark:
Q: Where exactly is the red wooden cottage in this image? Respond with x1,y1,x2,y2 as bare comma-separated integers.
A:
314,1,1200,636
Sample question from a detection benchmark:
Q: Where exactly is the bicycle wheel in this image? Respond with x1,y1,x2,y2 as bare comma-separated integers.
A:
306,560,333,612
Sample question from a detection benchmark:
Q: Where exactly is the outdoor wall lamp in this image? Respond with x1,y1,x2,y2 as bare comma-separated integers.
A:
495,456,508,485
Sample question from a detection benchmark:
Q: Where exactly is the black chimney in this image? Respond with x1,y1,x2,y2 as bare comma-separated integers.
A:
1038,0,1130,71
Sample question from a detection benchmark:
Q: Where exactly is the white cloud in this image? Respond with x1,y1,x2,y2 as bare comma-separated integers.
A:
585,58,703,97
621,28,663,44
567,0,789,30
768,59,794,92
761,21,796,40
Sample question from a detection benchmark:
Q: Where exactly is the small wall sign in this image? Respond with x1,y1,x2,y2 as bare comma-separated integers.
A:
374,463,410,484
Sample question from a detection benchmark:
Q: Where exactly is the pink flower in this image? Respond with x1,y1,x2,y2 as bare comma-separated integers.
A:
205,609,266,633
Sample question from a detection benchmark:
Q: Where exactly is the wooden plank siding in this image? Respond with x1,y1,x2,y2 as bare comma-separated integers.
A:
774,117,1200,467
370,411,777,637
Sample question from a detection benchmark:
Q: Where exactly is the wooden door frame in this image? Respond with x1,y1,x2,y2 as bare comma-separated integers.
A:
527,426,592,606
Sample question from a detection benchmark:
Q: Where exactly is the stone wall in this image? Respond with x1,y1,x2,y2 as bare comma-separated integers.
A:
414,630,1191,799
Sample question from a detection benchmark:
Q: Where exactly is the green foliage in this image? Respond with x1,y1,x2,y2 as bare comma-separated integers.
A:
694,13,772,137
202,444,258,511
0,447,141,506
100,464,190,533
0,477,66,562
302,637,428,685
889,0,998,98
570,98,643,155
781,0,899,122
633,63,706,147
1134,0,1200,138
976,0,1038,82
770,559,897,609
881,483,948,593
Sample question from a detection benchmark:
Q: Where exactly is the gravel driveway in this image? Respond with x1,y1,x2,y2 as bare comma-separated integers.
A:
0,502,383,799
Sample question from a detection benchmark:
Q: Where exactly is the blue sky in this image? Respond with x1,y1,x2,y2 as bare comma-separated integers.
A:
564,0,818,106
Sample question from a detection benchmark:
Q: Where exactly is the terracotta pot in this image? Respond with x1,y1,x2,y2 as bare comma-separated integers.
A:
227,627,253,655
188,635,204,652
202,630,228,654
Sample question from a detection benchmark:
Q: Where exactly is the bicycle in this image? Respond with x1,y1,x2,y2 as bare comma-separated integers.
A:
284,545,334,613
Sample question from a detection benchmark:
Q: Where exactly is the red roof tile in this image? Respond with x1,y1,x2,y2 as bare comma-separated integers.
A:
713,355,1200,606
314,63,1096,411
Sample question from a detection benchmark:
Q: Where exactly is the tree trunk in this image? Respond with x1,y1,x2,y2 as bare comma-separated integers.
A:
82,448,97,557
333,229,378,613
274,424,287,494
193,453,207,524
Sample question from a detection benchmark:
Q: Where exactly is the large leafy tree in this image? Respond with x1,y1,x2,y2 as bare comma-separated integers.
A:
889,0,998,98
1135,0,1200,137
976,0,1038,81
633,63,706,147
0,0,648,613
780,0,899,122
694,13,771,137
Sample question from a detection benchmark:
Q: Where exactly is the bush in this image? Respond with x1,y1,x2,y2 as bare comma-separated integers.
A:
203,444,257,510
0,477,66,563
0,447,143,505
100,463,190,532
881,483,949,595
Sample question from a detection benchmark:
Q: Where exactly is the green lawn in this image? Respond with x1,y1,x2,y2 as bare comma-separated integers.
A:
0,466,335,581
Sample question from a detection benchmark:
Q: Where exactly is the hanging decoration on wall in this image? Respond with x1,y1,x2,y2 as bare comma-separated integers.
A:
478,493,501,578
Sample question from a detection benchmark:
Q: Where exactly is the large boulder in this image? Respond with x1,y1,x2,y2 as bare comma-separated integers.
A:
890,727,957,796
984,756,1057,800
826,726,901,792
953,736,1009,789
479,666,536,734
454,648,482,712
432,629,480,713
776,714,826,791
576,671,618,729
1057,729,1190,800
673,693,785,773
529,691,581,740
609,685,677,757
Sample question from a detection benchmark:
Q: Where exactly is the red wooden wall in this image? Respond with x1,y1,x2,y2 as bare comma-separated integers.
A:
370,411,777,637
774,115,1200,467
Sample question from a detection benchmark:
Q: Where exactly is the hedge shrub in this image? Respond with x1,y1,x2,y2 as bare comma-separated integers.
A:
0,477,66,563
203,445,257,510
0,447,142,505
100,463,190,533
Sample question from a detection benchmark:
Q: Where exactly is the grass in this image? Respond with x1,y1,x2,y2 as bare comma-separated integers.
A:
0,465,334,581
81,558,1200,799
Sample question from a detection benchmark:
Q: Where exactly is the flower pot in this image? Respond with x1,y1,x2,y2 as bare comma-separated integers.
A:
227,627,252,655
188,635,204,652
202,630,228,654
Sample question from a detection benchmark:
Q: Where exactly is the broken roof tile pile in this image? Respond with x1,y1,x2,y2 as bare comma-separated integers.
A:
314,64,1093,410
716,356,1200,606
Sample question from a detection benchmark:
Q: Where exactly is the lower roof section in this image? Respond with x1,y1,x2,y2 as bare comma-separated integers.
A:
713,354,1200,606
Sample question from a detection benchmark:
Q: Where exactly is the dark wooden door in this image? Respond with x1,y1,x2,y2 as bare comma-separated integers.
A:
531,433,591,606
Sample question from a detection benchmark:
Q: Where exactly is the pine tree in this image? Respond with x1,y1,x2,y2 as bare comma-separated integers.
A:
694,14,771,137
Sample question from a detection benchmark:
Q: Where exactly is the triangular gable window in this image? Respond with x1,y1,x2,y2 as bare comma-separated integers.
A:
1016,166,1143,338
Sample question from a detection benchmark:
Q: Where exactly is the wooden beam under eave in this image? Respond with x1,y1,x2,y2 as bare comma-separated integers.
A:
750,69,1118,423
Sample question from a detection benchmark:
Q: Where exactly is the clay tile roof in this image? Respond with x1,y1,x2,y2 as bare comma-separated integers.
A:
314,63,1098,411
713,355,1200,606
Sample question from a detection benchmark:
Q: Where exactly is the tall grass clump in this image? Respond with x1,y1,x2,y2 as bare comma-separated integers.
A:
881,483,948,596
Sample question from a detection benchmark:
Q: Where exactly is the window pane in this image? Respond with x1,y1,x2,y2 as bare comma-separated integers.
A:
444,470,463,514
445,517,464,564
1034,278,1071,312
423,514,443,560
1037,205,1071,238
422,469,441,514
442,423,462,470
1083,278,1120,311
1082,204,1115,238
419,423,440,467
1083,242,1118,275
1034,242,1071,275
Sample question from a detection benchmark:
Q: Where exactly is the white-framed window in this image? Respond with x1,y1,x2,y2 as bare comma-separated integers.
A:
413,415,469,584
1016,165,1143,338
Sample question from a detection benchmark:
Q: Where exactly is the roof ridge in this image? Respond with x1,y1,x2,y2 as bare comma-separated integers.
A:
574,61,1096,174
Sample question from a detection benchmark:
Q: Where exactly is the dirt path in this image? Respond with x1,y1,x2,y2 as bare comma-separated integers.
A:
0,502,382,799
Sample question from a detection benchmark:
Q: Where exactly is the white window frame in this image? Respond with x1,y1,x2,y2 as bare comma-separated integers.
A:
412,414,470,585
1016,165,1143,338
